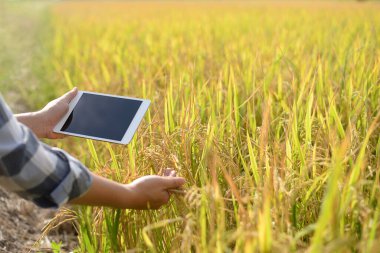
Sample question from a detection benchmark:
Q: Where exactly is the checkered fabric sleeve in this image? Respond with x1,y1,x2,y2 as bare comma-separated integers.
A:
0,95,93,208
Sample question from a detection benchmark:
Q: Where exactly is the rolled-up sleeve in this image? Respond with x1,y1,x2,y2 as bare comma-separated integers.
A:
0,95,92,208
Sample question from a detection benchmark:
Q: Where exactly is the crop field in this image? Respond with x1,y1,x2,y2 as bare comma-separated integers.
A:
1,1,380,252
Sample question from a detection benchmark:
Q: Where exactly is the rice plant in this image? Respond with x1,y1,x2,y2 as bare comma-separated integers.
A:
11,1,380,252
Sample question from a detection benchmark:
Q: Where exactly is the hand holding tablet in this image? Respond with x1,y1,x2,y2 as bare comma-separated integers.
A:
53,91,150,144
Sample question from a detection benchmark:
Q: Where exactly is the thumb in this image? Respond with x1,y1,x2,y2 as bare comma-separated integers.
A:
60,87,78,103
162,177,186,189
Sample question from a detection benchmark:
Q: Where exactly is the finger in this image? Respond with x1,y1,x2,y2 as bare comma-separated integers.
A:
163,168,174,177
168,189,186,195
60,87,78,103
162,177,186,189
49,133,67,139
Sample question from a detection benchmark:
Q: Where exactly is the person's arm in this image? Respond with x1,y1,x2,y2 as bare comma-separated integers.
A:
70,170,185,209
15,87,78,139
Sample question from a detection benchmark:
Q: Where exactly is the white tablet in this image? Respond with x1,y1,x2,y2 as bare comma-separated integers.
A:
53,91,150,145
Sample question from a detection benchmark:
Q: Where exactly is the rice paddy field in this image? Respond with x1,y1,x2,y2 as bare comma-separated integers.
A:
1,1,380,252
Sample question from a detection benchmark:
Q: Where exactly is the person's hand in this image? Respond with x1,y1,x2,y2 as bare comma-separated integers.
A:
126,168,186,209
36,87,78,139
16,88,78,139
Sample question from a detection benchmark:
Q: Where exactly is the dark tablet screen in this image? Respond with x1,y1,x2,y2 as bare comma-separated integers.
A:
61,93,143,141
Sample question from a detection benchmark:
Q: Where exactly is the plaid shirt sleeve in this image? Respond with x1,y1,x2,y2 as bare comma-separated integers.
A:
0,95,93,208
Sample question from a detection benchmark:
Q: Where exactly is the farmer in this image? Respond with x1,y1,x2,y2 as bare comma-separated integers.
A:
0,88,185,209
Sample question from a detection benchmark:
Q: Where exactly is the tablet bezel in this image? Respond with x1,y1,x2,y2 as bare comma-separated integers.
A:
53,91,150,145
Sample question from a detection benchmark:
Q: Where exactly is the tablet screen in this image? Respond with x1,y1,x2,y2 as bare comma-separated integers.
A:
60,93,143,141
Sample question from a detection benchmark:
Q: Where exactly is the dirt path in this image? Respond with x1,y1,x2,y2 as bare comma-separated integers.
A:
0,185,79,252
0,187,54,252
0,3,78,252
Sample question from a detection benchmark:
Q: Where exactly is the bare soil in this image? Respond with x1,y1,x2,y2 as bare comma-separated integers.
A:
0,186,79,252
0,186,48,252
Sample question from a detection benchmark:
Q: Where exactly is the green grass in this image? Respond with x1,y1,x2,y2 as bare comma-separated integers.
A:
0,2,57,111
3,1,380,252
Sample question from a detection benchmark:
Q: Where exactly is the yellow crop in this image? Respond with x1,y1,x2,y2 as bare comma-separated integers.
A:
2,1,380,252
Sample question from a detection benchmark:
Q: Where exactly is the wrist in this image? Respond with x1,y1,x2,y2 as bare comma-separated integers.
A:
102,183,132,209
120,184,141,209
32,110,48,138
15,111,47,138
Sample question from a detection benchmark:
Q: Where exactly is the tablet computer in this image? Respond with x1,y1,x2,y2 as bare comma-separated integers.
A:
53,91,150,145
